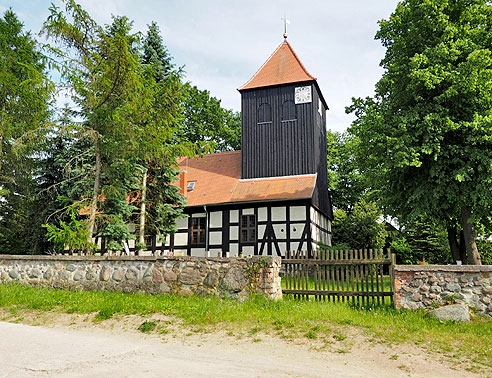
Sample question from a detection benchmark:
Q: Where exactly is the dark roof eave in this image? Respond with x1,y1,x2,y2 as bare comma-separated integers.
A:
183,196,313,209
238,80,329,110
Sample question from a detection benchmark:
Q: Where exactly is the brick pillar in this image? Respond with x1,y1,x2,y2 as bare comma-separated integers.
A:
249,256,282,300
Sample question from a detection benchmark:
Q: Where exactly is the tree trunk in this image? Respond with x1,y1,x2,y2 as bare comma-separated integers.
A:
138,169,147,254
459,230,467,263
460,205,481,265
447,226,461,263
87,135,101,253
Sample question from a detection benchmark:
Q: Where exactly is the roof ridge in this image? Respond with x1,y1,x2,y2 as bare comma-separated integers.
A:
194,150,240,158
178,150,241,161
238,42,285,91
284,41,316,81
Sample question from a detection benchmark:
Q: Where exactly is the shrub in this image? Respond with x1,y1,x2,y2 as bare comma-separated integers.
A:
476,239,492,265
331,199,387,249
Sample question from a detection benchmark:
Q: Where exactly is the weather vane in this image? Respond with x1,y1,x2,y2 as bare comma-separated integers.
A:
282,15,290,39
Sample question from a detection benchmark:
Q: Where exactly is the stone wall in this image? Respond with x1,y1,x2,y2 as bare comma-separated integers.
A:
394,265,492,315
0,255,282,300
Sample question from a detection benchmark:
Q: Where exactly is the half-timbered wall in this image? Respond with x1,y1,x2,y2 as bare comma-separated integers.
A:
310,206,332,252
166,201,332,257
310,86,332,218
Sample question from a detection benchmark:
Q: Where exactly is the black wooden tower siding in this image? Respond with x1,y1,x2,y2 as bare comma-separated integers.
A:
240,81,332,218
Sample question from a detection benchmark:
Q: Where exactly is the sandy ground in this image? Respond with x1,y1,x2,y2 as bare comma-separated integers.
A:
0,310,486,378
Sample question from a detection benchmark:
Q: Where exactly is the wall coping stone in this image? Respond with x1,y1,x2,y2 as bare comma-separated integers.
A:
0,254,281,265
395,265,492,273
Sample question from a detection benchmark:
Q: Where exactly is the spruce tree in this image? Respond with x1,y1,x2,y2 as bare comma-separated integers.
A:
137,21,186,249
143,21,174,80
0,9,53,253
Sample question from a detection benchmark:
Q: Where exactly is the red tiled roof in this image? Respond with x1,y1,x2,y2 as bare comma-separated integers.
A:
239,41,316,91
232,175,316,203
176,151,316,207
177,151,241,207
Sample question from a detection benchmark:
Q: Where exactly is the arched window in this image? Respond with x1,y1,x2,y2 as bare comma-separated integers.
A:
281,100,296,121
258,103,272,124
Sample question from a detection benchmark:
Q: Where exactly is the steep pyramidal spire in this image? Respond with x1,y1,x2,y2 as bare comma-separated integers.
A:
239,41,316,91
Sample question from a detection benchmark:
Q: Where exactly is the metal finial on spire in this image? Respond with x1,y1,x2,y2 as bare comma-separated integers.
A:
282,15,290,39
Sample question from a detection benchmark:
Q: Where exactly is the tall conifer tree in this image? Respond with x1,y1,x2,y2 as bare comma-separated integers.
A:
42,1,187,252
0,9,53,253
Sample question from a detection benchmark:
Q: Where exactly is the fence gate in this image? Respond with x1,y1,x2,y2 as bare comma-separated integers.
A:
282,249,396,306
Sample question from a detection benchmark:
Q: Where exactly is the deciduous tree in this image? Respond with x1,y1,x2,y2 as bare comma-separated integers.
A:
348,0,492,264
326,130,366,213
331,199,388,250
179,83,241,152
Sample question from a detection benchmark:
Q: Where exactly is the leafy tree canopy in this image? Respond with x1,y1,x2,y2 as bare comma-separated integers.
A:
348,0,492,264
40,1,188,252
389,217,451,264
178,83,241,152
326,130,366,213
0,9,52,150
0,2,243,254
331,199,388,250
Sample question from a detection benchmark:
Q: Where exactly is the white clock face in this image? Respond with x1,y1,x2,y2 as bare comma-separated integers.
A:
295,86,312,104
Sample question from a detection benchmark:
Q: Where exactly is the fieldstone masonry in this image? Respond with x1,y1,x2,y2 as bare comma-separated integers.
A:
394,265,492,316
0,255,282,300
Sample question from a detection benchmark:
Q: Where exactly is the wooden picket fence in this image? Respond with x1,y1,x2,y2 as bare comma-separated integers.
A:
282,249,396,307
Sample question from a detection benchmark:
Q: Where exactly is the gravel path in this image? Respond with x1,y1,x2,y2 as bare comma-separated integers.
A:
0,321,482,377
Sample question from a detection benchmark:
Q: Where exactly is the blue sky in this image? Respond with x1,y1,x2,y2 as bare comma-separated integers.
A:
3,0,398,132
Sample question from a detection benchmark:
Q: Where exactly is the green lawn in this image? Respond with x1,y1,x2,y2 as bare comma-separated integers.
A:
281,275,392,292
0,283,490,372
281,275,393,306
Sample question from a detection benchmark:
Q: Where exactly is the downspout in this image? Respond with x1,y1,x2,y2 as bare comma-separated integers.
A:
204,205,209,253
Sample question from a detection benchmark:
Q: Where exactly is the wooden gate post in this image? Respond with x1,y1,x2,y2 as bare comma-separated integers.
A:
389,250,396,307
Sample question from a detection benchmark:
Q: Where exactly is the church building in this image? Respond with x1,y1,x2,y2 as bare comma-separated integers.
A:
166,38,333,257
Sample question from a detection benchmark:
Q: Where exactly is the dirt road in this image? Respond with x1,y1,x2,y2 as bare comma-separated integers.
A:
0,320,481,378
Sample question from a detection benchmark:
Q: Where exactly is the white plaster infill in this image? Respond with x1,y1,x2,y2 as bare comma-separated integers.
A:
0,254,279,264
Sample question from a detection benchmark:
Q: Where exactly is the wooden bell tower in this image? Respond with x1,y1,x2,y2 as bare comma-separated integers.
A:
238,40,332,218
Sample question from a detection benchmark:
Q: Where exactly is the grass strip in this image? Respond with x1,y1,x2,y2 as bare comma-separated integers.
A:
0,283,490,370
